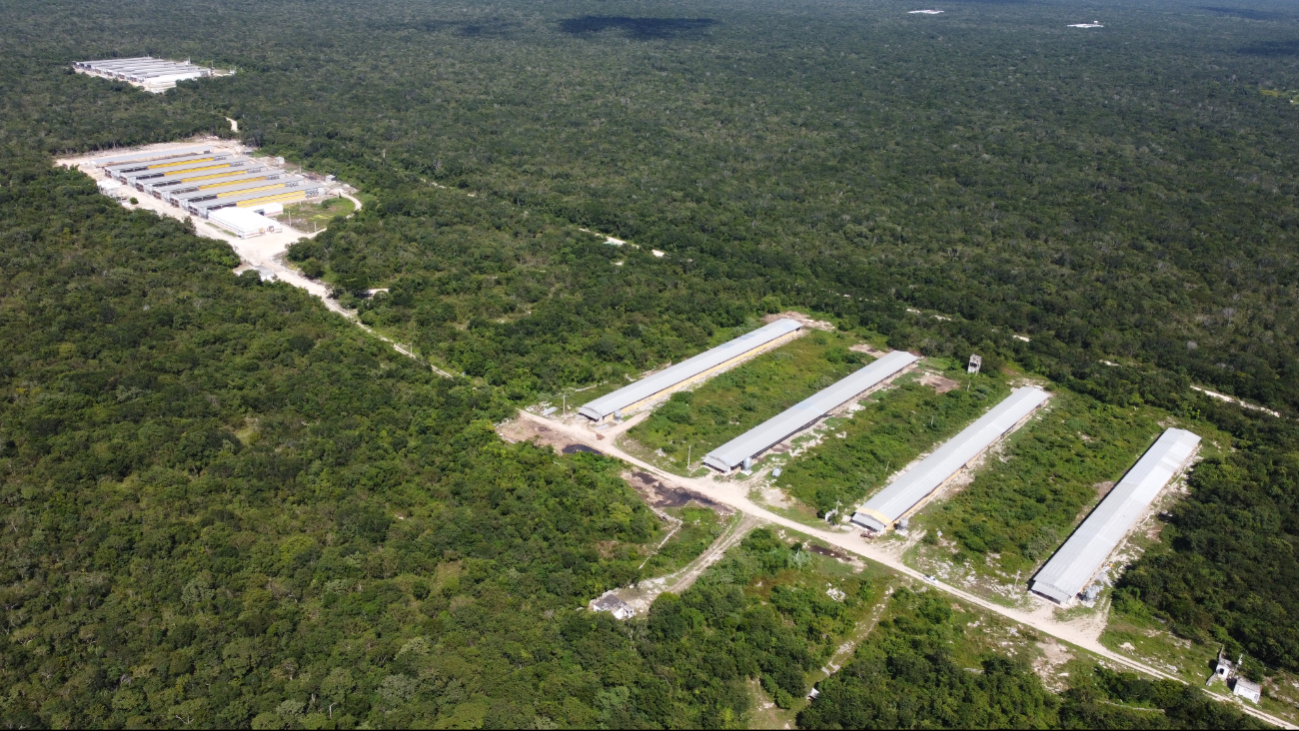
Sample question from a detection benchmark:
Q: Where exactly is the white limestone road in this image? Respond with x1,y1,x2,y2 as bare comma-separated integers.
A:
510,409,1297,730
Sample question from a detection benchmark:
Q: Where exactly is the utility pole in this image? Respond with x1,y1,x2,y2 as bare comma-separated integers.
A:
562,394,567,417
687,445,692,471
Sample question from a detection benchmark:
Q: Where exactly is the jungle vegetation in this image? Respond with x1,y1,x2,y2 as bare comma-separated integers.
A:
2,0,1299,725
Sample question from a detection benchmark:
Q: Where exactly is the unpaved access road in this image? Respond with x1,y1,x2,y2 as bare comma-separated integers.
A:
510,409,1296,730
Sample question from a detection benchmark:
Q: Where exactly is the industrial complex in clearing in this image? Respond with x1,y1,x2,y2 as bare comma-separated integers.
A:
74,57,232,93
1031,428,1200,605
83,143,333,238
579,318,1204,608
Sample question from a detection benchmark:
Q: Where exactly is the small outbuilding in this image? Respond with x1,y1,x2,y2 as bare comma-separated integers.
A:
97,179,125,198
1233,678,1262,703
591,593,635,621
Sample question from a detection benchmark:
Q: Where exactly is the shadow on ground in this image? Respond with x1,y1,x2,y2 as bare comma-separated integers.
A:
559,16,718,40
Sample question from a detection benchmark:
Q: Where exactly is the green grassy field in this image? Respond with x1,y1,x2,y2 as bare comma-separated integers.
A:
774,363,1010,516
620,329,867,473
917,393,1228,582
283,194,355,230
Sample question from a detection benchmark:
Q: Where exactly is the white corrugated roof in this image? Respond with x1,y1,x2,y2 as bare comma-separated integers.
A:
1030,428,1200,604
852,386,1050,532
578,319,802,421
210,207,276,235
87,144,215,168
703,350,918,472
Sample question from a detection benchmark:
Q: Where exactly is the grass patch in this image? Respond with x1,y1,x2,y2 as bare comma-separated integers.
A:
774,365,1010,516
282,195,355,230
639,505,728,577
921,393,1231,581
620,329,867,473
1101,609,1217,684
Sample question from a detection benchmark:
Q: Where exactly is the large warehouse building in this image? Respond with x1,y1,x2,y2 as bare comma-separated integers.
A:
703,350,919,473
851,386,1050,533
106,153,238,184
83,144,215,169
163,170,285,203
1030,428,1200,605
578,319,803,423
74,57,227,93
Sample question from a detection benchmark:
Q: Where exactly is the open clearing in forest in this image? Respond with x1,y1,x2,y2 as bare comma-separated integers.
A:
619,329,881,474
498,409,1296,729
57,140,360,320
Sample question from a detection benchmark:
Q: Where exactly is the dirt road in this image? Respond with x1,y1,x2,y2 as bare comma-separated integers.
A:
513,410,1296,730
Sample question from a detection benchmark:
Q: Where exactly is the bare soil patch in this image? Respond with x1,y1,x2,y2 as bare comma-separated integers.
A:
809,544,850,561
850,342,891,358
625,471,734,515
919,371,961,394
764,311,835,331
1034,638,1075,690
498,417,593,455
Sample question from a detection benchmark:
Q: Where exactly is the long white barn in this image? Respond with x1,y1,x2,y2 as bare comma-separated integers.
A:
1030,428,1200,604
577,319,802,423
702,350,918,472
851,386,1050,533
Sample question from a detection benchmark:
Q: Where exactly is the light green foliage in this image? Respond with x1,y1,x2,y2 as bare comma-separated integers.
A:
798,587,1268,729
778,372,1009,515
927,392,1164,575
624,330,867,468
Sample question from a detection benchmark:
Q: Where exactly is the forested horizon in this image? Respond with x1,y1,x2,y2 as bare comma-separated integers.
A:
3,0,1299,726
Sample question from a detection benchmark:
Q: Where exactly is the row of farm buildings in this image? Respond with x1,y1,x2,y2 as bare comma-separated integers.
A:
575,319,1199,607
86,144,326,221
74,57,229,93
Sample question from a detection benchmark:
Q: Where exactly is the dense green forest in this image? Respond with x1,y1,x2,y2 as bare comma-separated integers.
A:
798,587,1268,729
3,0,1299,725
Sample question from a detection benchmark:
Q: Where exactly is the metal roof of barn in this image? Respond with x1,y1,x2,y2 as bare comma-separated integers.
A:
1030,428,1200,604
577,319,803,421
702,350,919,472
86,144,215,167
144,161,264,188
180,176,306,204
161,169,281,197
138,159,261,187
189,184,323,214
851,386,1051,532
102,151,228,175
110,152,235,178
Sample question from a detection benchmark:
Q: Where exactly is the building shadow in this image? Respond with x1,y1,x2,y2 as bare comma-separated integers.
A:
559,16,718,40
1239,39,1299,55
1199,6,1290,20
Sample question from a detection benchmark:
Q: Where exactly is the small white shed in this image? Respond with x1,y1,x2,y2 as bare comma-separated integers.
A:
1233,678,1262,704
97,179,125,198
